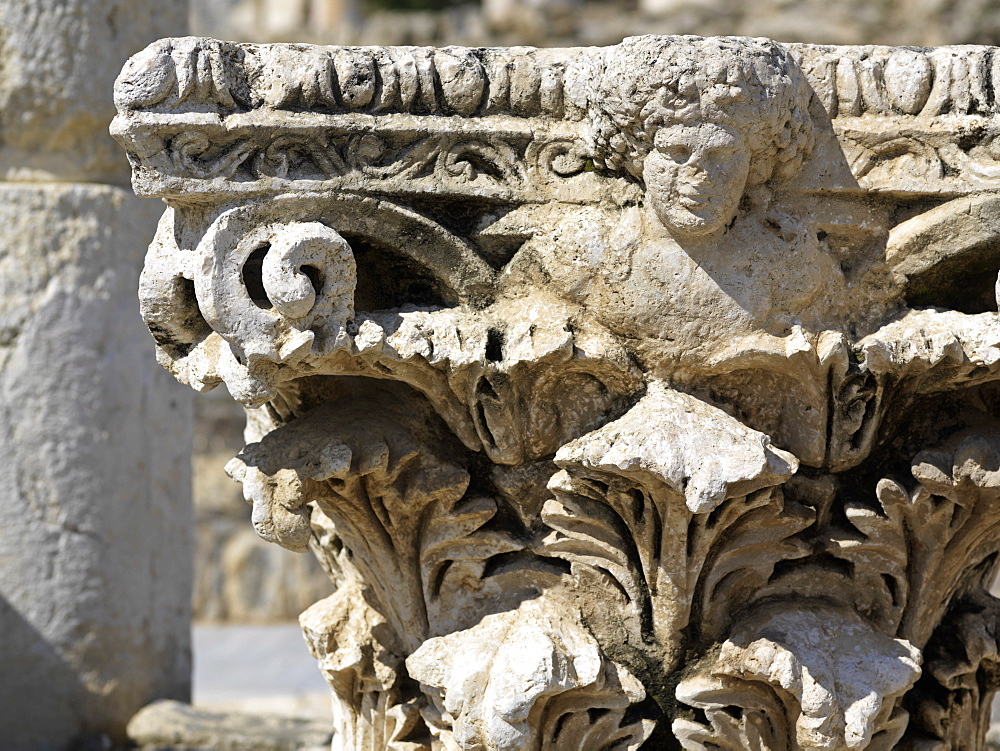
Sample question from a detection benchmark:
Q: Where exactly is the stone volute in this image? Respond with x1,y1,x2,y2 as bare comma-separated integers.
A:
115,35,1000,750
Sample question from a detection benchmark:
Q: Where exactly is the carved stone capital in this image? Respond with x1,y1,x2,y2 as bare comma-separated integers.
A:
117,34,1000,749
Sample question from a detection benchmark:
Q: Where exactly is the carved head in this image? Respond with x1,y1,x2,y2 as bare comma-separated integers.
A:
590,36,815,237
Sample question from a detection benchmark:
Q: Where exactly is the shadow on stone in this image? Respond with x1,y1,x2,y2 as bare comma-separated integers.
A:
0,595,90,750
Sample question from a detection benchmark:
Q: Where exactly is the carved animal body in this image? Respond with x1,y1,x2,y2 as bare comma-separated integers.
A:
115,34,1000,750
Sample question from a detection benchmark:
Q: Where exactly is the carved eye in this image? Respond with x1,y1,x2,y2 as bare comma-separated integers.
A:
660,145,692,164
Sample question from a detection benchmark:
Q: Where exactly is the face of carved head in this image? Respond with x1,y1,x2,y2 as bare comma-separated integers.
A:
642,121,750,238
590,36,815,225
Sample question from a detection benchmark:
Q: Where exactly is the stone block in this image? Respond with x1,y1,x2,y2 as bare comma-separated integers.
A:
0,183,193,748
0,0,188,184
127,699,332,751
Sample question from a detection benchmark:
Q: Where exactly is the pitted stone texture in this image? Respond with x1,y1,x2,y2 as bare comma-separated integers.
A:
0,0,188,184
0,184,193,747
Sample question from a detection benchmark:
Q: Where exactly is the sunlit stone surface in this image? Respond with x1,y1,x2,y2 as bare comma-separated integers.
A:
115,35,1000,749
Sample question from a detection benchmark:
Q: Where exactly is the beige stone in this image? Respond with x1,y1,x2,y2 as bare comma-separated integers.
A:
115,34,1000,749
0,2,191,746
0,184,193,747
127,699,332,751
0,0,188,184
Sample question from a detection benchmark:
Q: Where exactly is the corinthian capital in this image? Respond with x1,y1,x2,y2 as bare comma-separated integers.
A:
116,35,1000,750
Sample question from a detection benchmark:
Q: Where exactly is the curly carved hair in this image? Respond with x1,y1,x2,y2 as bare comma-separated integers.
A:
589,36,815,189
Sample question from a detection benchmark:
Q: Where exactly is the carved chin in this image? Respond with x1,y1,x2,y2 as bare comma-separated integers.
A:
658,204,736,238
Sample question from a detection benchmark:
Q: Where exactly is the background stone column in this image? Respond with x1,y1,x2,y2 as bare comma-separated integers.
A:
0,2,193,748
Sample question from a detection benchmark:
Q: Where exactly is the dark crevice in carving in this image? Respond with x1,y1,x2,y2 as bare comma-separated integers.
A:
476,375,500,401
628,488,647,526
550,712,571,741
243,243,273,309
485,329,504,362
769,553,854,582
301,264,323,296
345,233,454,311
482,551,569,581
401,198,524,269
474,400,498,450
144,275,212,357
640,705,689,751
905,241,1000,314
884,573,899,608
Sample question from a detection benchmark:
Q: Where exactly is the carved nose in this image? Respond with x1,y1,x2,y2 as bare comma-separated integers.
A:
679,165,708,186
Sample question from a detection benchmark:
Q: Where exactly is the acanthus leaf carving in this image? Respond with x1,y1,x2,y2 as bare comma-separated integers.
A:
540,383,811,672
905,590,1000,750
301,579,432,751
406,595,655,751
227,387,530,649
843,427,1000,647
674,605,921,751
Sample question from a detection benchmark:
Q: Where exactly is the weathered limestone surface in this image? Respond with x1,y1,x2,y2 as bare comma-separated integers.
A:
115,35,1000,749
0,0,188,184
0,1,192,747
0,185,193,746
0,183,192,749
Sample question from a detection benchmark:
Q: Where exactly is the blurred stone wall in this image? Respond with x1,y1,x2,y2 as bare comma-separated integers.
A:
193,389,333,622
191,0,1000,49
0,2,194,745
